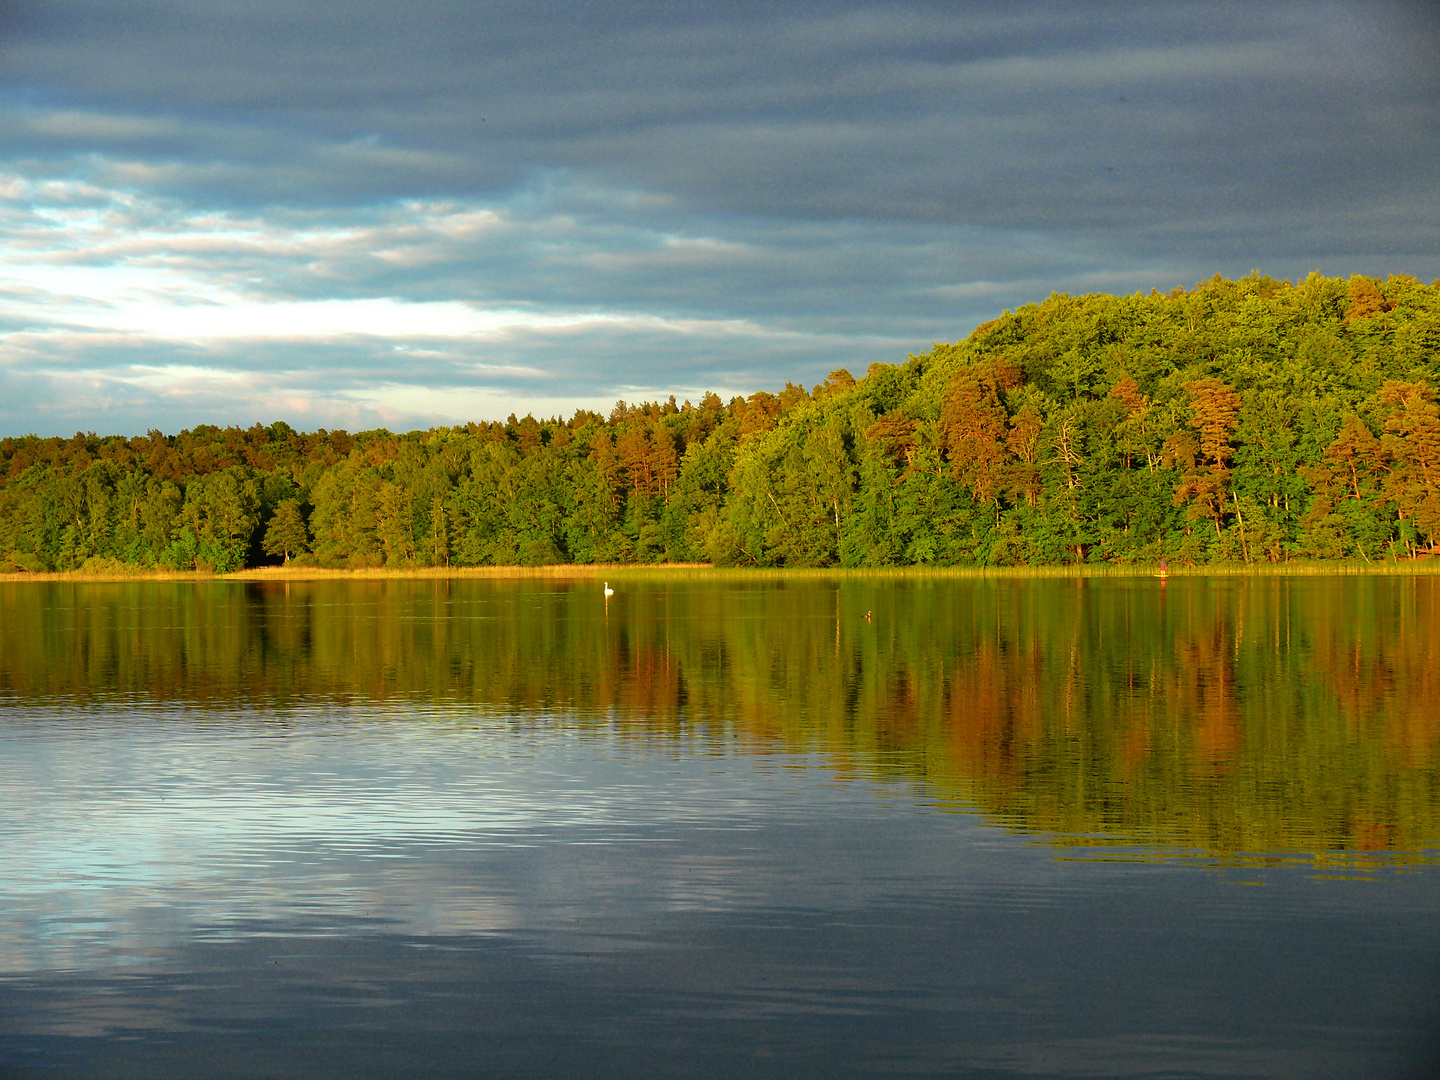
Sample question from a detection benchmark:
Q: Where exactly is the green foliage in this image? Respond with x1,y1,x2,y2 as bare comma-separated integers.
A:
3,274,1438,569
262,499,310,563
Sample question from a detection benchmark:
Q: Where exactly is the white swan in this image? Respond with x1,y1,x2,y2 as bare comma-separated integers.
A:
603,582,614,596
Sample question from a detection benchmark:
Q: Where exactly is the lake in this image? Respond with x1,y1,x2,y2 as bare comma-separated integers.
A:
1,573,1437,1078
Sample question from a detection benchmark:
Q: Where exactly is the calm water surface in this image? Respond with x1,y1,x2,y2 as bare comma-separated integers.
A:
1,575,1437,1078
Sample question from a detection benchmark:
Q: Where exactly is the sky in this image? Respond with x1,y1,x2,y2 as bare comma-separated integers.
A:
1,1,1437,437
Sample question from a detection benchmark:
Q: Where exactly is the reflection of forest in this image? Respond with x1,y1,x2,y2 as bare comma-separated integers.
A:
3,576,1437,856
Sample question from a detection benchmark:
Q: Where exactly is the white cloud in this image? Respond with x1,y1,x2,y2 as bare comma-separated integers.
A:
0,161,1032,349
0,139,1364,438
41,296,619,342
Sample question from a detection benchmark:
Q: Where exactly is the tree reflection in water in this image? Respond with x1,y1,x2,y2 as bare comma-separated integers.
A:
1,573,1436,860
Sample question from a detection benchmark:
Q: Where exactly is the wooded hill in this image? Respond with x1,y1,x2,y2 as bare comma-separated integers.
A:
3,272,1438,572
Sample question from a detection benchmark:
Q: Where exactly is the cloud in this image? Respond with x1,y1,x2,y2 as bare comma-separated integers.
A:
0,1,1436,434
6,3,1436,231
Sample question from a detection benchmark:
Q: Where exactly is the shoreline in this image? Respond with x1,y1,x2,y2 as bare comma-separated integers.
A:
1,560,1438,584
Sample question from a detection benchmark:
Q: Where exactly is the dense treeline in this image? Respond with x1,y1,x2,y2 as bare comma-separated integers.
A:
3,272,1439,572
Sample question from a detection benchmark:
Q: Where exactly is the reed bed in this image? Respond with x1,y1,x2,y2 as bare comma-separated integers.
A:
3,559,1438,585
657,561,1440,580
0,568,227,584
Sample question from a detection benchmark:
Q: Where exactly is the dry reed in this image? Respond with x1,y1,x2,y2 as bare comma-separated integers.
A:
3,559,1438,586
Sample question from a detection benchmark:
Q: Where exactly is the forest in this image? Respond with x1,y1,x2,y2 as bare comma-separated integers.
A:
2,272,1438,572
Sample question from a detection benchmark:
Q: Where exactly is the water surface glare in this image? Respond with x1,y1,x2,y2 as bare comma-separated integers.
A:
1,575,1438,1078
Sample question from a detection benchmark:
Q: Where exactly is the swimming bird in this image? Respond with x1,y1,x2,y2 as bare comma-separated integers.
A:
863,610,872,622
604,582,614,596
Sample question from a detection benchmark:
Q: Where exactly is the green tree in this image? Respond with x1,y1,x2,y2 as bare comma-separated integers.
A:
262,499,310,563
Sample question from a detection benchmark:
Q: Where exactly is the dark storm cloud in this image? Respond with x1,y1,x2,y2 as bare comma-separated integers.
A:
1,1,1437,434
6,1,1435,236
